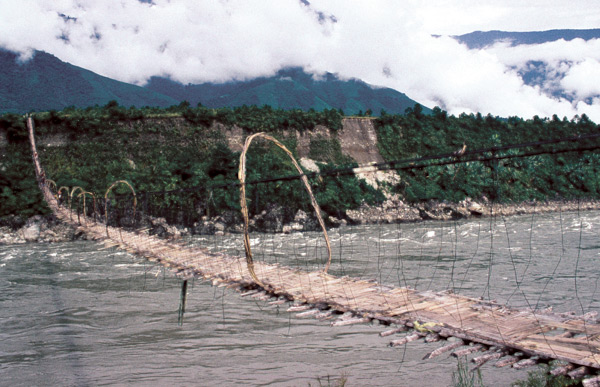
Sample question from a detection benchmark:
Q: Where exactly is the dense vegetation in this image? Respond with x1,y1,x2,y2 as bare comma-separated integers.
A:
375,106,600,203
0,102,371,226
1,102,599,227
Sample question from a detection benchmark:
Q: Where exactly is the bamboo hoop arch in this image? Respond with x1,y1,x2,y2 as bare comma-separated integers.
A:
57,186,69,205
64,186,85,223
70,186,84,208
46,179,57,198
77,191,98,224
104,180,137,237
69,186,85,222
238,132,332,287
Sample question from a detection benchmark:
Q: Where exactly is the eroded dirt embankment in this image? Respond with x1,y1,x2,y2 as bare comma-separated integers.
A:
1,116,384,162
336,117,384,164
219,117,384,164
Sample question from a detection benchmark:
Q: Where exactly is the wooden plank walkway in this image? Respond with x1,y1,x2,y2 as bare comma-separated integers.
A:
39,188,600,374
28,119,600,382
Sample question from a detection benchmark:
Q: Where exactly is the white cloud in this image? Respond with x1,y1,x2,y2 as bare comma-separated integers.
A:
0,1,64,60
561,58,600,100
0,0,332,83
480,38,600,115
0,0,599,121
486,39,600,68
415,0,600,35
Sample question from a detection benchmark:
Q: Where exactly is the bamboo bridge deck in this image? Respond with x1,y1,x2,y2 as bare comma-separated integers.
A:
28,119,600,384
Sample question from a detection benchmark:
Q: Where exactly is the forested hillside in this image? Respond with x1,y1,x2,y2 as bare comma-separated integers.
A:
0,103,377,225
375,106,600,203
0,49,425,116
1,103,599,226
0,49,177,113
146,67,424,115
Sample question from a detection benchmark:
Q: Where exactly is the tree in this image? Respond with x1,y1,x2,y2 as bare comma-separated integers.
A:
105,100,119,109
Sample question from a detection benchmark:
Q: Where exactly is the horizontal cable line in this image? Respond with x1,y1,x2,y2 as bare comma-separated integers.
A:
132,133,600,197
378,143,600,173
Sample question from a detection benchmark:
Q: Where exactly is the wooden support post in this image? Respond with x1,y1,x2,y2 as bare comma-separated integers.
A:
251,291,271,301
390,332,423,347
568,366,590,379
296,309,321,318
178,279,188,326
315,310,334,320
452,344,485,357
513,358,537,370
423,340,465,360
332,317,371,327
472,351,504,367
287,304,312,312
241,290,261,297
494,356,521,368
380,327,408,337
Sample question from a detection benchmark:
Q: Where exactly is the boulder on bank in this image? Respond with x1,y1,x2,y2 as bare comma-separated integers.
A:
0,214,82,244
193,218,216,235
22,218,41,242
253,204,285,233
346,196,421,224
281,209,325,233
417,201,475,221
148,217,189,239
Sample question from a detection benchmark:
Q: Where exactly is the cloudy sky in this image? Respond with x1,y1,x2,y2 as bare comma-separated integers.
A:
1,0,600,120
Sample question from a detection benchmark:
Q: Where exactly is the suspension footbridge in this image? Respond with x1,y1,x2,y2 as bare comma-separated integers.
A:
27,117,600,384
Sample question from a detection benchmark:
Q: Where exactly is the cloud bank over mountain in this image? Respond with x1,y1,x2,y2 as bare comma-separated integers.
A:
1,0,599,120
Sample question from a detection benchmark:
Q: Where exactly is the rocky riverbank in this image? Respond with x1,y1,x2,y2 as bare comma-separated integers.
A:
345,196,600,224
0,215,88,245
3,197,600,245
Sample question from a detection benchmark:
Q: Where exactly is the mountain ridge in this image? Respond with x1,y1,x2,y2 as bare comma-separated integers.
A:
454,28,600,49
145,67,422,115
0,50,424,115
0,49,178,114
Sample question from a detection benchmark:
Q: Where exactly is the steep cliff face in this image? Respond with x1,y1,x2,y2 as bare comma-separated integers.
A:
337,118,384,164
170,117,385,166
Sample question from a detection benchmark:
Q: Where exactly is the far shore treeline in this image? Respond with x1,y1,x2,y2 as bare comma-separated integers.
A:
1,101,599,226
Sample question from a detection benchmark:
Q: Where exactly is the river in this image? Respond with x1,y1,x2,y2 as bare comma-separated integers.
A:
1,210,599,386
